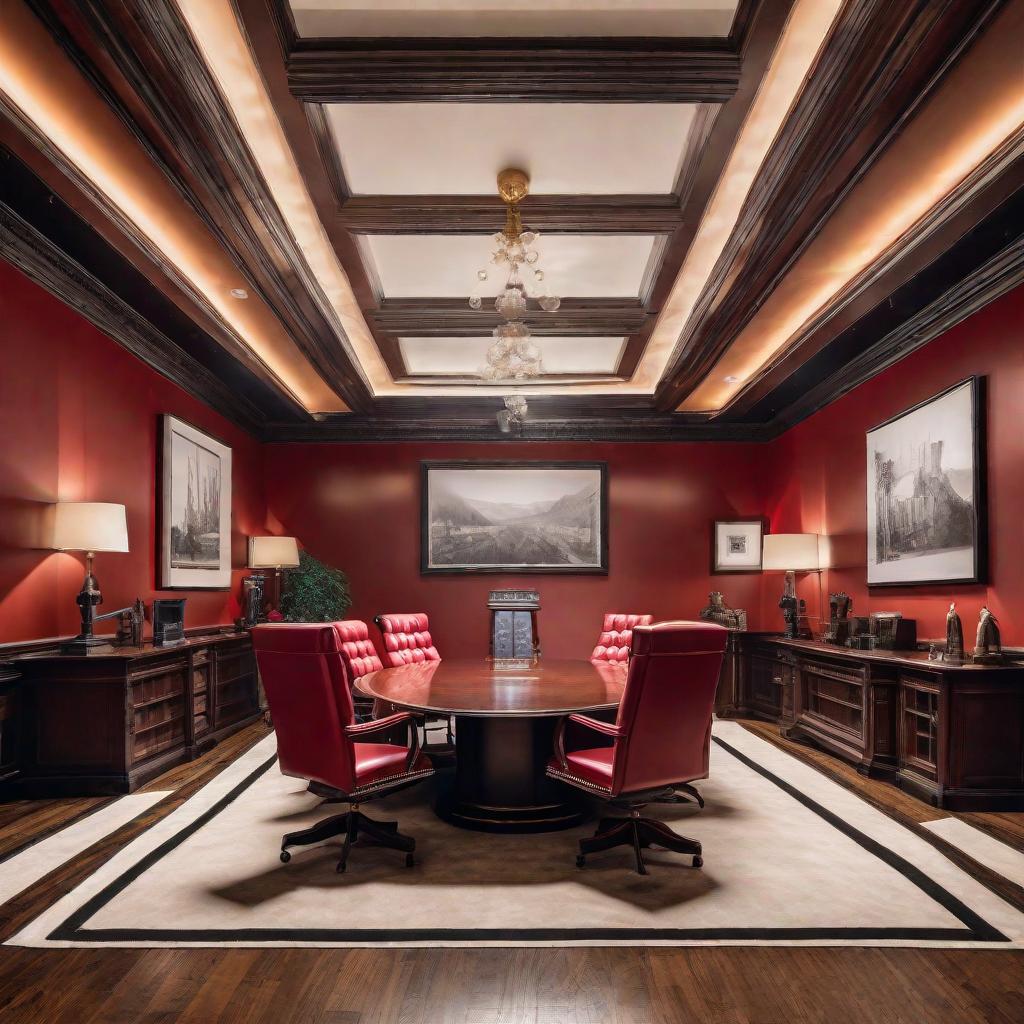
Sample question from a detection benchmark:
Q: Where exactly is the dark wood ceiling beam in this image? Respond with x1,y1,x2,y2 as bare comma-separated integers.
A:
655,0,1010,411
286,39,741,104
719,147,1024,423
338,195,684,235
371,298,649,337
29,0,374,412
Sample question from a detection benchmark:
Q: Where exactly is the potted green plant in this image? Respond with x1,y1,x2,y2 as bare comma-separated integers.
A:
278,549,352,623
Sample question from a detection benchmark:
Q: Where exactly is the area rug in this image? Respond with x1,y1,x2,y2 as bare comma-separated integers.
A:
9,721,1024,949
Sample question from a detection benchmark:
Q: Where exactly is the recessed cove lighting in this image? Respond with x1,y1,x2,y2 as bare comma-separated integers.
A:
230,287,249,299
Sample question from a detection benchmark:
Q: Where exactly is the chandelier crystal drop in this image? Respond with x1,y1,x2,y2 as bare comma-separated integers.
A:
469,169,561,382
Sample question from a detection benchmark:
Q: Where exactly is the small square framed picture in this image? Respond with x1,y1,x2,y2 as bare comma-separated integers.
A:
712,519,766,573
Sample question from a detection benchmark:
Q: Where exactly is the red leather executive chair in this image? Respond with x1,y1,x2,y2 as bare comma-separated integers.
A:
252,623,433,873
374,613,453,758
375,613,441,665
591,613,653,662
548,620,728,874
334,619,383,722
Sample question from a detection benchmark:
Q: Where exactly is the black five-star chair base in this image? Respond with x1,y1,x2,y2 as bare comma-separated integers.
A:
280,805,416,873
576,807,703,875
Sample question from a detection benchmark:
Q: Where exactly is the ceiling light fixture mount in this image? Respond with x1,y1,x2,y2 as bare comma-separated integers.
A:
471,169,560,382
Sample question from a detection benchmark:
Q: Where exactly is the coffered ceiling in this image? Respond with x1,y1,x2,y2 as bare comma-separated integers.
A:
1,0,1022,440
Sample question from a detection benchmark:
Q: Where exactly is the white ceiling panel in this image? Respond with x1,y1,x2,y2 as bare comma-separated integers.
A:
400,336,626,376
326,103,698,196
289,1,739,39
362,234,657,298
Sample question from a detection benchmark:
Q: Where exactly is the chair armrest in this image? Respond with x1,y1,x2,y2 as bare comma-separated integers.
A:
346,711,422,771
345,711,417,737
553,713,624,769
567,713,624,738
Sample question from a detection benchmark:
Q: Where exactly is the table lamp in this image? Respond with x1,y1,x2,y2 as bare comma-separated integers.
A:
51,502,130,654
762,533,822,639
246,536,300,623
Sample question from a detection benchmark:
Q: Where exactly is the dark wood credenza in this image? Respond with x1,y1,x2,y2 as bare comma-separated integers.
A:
7,631,260,795
717,633,1024,811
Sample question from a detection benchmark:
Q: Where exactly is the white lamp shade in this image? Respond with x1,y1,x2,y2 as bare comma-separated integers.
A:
51,502,129,553
762,533,821,572
248,536,300,569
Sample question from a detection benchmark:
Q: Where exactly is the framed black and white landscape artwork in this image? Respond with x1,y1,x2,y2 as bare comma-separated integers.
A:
421,462,607,574
866,377,985,587
159,415,232,589
712,518,766,573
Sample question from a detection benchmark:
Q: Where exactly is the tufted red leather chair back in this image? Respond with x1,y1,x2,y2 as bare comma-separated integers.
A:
608,621,727,796
591,613,653,662
252,623,357,793
334,619,384,679
375,613,441,667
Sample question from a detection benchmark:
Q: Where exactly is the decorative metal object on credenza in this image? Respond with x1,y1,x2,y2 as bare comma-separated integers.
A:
868,611,917,651
115,598,146,647
246,536,300,623
152,598,186,647
699,591,747,631
762,533,822,640
823,592,852,645
488,590,541,659
973,606,1004,664
49,502,131,655
945,602,965,663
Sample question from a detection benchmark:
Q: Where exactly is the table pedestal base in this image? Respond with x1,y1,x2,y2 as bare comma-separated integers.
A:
437,715,585,833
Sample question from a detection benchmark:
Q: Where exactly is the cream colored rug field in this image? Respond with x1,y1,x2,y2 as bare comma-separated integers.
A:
9,721,1024,948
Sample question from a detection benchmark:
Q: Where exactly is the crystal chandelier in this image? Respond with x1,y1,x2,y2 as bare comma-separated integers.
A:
469,169,560,381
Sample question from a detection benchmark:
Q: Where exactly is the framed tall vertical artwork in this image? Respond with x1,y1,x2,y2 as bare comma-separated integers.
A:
866,377,985,587
159,415,232,589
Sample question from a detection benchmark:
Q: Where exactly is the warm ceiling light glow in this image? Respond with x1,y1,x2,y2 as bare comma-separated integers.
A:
177,0,845,398
230,288,249,299
679,1,1024,412
175,0,389,394
0,1,347,414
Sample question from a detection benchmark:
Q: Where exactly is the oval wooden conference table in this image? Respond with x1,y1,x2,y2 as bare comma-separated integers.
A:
356,658,627,833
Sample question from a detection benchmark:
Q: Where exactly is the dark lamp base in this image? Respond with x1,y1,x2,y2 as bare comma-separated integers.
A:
60,635,114,656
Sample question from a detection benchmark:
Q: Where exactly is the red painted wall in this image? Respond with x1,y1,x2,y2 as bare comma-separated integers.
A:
3,251,1020,654
765,284,1024,644
0,261,266,643
264,442,774,659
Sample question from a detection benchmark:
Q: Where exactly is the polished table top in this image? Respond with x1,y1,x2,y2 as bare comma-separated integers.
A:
356,658,627,718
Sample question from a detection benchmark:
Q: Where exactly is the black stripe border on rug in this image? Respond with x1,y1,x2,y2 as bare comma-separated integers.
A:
44,737,1010,945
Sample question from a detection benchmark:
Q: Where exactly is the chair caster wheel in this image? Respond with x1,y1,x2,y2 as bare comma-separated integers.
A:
576,855,586,868
279,850,291,863
336,861,347,874
405,853,415,868
692,855,703,868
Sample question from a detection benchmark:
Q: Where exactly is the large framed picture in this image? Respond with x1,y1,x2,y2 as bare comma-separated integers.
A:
421,462,607,574
712,518,766,573
866,377,985,587
159,415,232,589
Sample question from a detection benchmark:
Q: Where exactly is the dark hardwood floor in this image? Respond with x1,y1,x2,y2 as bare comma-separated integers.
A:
0,718,1021,1024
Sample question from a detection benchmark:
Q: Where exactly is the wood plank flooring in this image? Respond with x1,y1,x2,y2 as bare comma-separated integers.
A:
0,718,1021,1024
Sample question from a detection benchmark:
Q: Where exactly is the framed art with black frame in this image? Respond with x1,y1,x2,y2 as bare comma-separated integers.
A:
866,377,986,587
421,461,608,575
712,518,767,574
